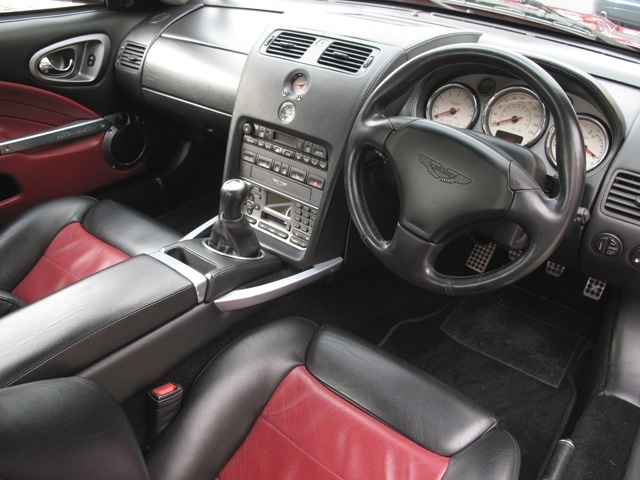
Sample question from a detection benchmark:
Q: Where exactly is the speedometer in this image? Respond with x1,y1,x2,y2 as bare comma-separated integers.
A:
482,87,548,147
545,115,609,172
426,83,479,129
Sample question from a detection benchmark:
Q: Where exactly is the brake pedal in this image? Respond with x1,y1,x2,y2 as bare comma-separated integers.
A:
583,277,606,301
466,242,496,273
509,250,523,261
545,261,565,277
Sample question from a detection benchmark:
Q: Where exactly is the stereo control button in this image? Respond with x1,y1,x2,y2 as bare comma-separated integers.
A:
257,155,272,169
241,150,256,163
290,168,306,182
312,145,327,159
307,175,325,190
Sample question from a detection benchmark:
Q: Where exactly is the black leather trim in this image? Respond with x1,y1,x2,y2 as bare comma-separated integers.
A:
0,196,96,290
623,426,640,480
443,429,521,480
83,199,180,256
0,290,23,317
306,325,498,457
145,317,319,480
0,255,196,387
0,377,148,480
605,292,640,408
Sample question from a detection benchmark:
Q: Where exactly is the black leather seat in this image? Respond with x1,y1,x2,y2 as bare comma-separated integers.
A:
0,317,520,480
0,196,180,316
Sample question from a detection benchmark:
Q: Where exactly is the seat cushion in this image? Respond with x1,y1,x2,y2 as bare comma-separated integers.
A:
12,222,129,303
0,196,180,305
218,365,450,480
146,317,520,480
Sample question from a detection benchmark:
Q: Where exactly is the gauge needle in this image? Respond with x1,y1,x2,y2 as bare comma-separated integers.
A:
585,145,597,157
492,116,523,125
435,108,459,117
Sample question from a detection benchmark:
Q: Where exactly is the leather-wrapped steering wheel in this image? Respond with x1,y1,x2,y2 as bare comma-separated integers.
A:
344,45,585,295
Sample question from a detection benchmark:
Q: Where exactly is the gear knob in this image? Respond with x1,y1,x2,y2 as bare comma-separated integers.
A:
220,179,248,221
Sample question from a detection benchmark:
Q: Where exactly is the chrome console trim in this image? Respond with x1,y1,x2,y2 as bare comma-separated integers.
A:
149,251,208,304
214,257,342,311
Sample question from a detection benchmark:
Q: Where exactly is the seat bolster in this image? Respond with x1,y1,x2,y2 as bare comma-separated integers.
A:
0,196,97,290
442,429,521,480
0,290,23,317
83,200,180,256
0,377,149,480
145,317,320,480
306,325,498,457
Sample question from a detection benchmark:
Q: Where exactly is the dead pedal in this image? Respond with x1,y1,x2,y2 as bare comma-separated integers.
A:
583,277,606,301
545,261,565,277
466,242,496,273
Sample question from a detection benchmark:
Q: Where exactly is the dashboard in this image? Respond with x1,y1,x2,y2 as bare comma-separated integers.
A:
114,0,640,293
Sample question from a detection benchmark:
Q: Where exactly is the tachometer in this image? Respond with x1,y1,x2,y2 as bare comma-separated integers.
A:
545,115,609,172
482,86,547,147
426,83,479,129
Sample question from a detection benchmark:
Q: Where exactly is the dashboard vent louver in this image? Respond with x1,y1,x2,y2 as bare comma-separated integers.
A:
117,42,147,71
603,170,640,225
266,32,317,59
318,41,373,73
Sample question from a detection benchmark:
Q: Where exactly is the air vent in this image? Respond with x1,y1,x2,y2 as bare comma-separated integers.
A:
266,32,317,60
603,170,640,225
318,41,373,73
117,42,147,72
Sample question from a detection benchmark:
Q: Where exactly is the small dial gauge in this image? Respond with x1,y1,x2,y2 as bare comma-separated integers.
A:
291,73,308,95
546,115,610,172
426,83,479,129
482,87,548,147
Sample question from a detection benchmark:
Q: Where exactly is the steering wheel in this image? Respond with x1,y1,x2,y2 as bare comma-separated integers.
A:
344,45,585,295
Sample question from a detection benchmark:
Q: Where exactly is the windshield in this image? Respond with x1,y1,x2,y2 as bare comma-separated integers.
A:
392,0,640,52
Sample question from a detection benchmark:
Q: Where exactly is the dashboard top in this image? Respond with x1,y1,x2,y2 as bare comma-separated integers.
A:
114,0,640,293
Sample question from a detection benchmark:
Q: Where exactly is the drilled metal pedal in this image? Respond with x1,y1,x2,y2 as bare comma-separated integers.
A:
546,261,565,277
583,277,606,301
466,242,496,273
509,250,523,261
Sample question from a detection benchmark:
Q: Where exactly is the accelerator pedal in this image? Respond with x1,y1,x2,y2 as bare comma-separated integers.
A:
583,277,606,301
545,261,565,277
466,242,496,273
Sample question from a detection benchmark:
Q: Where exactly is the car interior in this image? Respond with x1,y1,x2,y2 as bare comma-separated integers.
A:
1,0,640,479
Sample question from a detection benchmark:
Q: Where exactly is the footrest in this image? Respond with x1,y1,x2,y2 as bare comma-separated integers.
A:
583,277,606,301
546,261,565,277
466,242,496,273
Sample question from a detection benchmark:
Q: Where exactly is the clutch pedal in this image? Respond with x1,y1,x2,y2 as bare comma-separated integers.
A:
583,277,606,301
466,242,496,273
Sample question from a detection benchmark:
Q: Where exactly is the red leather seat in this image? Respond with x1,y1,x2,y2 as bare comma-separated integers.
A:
0,317,520,479
0,196,180,316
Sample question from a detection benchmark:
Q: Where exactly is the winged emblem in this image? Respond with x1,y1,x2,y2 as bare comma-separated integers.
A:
419,154,471,185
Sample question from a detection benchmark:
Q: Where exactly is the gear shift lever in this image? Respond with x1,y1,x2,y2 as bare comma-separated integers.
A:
207,179,261,258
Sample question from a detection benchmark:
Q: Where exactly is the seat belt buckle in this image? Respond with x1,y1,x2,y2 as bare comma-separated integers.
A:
146,382,183,448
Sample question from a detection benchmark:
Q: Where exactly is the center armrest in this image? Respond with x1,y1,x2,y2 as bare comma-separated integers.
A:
0,255,197,388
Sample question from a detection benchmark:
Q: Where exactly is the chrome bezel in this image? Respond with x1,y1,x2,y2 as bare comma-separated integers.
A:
426,83,479,129
545,114,610,172
481,86,548,147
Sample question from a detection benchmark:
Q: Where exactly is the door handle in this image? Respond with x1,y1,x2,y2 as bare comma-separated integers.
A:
37,53,75,76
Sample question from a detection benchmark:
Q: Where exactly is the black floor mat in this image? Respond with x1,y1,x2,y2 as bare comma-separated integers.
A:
441,288,590,388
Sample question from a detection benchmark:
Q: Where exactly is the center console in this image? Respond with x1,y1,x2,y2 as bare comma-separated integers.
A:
239,121,327,250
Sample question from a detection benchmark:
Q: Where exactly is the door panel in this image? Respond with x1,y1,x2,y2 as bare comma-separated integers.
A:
0,82,143,224
0,6,156,224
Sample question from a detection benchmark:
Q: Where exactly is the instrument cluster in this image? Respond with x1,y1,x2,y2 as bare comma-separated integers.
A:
423,75,611,173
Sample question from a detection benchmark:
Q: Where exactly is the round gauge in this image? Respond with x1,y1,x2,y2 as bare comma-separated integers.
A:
482,87,548,147
278,101,296,123
426,83,479,129
291,73,308,95
545,115,610,172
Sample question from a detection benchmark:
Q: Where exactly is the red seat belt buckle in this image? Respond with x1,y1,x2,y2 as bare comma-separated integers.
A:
147,382,183,449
